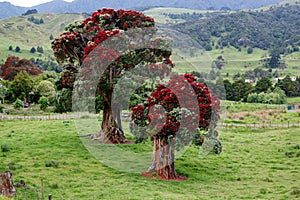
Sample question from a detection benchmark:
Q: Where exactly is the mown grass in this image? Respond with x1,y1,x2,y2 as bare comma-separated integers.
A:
0,119,299,199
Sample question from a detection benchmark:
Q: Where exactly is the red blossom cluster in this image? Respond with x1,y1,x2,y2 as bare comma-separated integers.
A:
83,30,120,58
0,56,43,81
51,31,83,64
130,74,220,137
52,8,158,66
83,8,155,31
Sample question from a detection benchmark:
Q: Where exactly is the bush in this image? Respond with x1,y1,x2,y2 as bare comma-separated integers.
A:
0,106,4,113
247,47,253,54
1,144,11,152
14,98,24,109
39,96,49,111
45,160,59,168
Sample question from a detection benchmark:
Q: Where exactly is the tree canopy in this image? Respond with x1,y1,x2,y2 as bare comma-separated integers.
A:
0,56,43,81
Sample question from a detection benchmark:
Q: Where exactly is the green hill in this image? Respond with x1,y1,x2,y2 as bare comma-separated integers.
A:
171,4,300,51
0,13,86,63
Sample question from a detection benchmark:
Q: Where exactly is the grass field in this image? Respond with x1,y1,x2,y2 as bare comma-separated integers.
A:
0,119,299,199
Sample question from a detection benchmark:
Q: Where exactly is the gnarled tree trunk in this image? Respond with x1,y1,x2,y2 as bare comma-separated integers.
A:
146,137,178,179
92,88,126,144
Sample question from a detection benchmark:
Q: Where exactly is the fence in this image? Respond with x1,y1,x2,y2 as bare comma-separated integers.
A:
0,114,98,121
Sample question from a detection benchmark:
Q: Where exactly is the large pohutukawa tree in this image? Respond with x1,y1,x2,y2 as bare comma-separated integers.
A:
52,8,174,143
130,74,221,179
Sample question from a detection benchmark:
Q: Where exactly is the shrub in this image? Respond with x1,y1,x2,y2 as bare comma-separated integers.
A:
247,47,253,54
0,106,4,113
39,96,50,111
1,144,11,152
14,98,24,109
45,160,59,168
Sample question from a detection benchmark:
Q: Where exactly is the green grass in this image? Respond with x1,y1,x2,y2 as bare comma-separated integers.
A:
0,119,299,199
287,97,300,104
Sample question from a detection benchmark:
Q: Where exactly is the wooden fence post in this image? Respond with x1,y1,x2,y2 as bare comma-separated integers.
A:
41,178,44,200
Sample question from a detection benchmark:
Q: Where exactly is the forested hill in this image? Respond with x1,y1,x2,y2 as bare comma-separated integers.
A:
0,0,285,19
172,4,300,52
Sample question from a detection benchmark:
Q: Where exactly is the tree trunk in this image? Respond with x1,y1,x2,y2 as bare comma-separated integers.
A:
92,89,126,144
146,137,178,179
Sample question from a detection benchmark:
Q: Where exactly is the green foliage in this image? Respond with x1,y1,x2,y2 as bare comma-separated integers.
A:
0,144,10,152
276,75,297,97
37,80,56,103
247,91,286,104
38,96,50,111
11,72,34,101
37,46,43,53
13,98,24,109
54,88,72,113
30,47,36,53
45,160,59,168
247,47,253,54
15,46,20,52
174,5,300,51
27,16,44,25
255,77,273,93
225,79,254,101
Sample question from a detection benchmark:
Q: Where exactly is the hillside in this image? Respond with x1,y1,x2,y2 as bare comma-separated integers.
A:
0,0,286,19
171,4,300,52
0,13,86,62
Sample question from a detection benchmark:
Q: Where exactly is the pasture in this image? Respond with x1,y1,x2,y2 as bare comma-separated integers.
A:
0,117,299,199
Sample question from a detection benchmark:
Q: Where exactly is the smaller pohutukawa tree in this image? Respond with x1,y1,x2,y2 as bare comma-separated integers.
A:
130,73,221,179
0,56,43,81
52,8,174,143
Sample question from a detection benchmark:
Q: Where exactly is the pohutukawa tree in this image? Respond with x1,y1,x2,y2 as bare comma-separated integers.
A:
0,56,43,81
130,74,221,179
52,8,174,143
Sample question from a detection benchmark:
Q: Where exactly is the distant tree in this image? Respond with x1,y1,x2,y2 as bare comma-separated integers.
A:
267,50,281,69
15,46,21,53
231,79,254,101
0,80,10,104
223,79,234,100
38,96,50,111
0,56,43,81
54,88,72,113
49,34,54,40
205,44,213,51
247,47,253,54
11,72,34,101
37,80,56,103
14,98,24,109
39,18,44,24
37,46,43,53
255,77,273,93
22,9,38,16
30,47,36,53
293,46,299,52
276,75,297,97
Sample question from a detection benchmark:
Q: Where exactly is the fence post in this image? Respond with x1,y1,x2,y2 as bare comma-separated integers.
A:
41,178,44,200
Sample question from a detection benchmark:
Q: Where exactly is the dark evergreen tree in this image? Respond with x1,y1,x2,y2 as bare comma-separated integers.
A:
15,46,20,53
255,77,273,93
30,47,36,53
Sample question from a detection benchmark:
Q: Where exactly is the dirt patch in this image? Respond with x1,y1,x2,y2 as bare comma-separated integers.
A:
141,171,188,181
